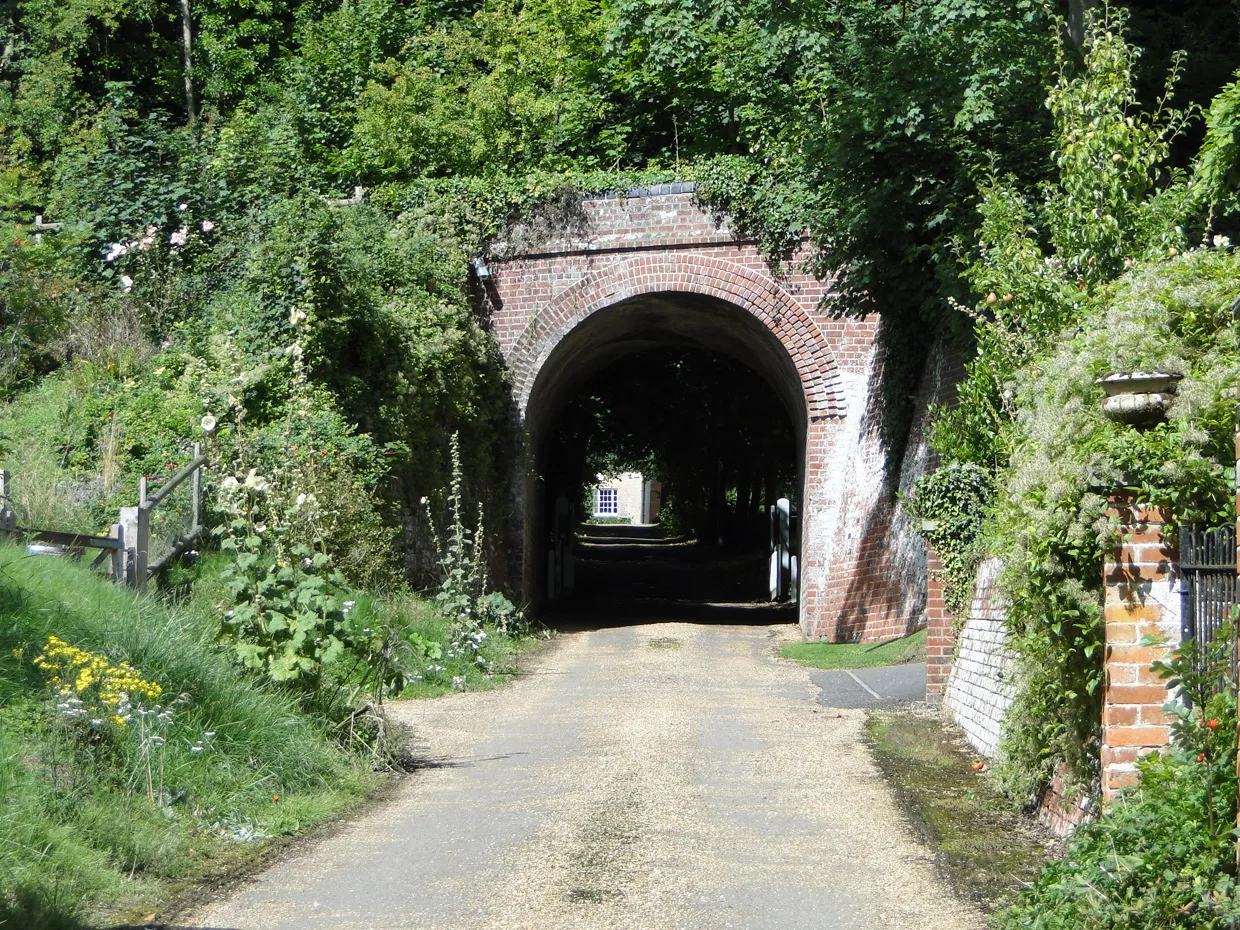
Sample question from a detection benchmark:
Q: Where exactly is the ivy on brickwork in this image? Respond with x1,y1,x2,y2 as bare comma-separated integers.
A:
904,463,991,618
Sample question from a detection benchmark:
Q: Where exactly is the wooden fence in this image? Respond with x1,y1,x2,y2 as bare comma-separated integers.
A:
0,443,206,590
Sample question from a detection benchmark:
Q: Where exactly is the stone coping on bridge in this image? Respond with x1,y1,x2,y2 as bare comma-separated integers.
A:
585,181,698,201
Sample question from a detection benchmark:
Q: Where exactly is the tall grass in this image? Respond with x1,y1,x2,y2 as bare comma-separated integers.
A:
0,542,375,928
0,375,103,533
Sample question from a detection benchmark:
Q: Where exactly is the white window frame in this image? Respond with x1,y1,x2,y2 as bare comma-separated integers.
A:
594,487,619,516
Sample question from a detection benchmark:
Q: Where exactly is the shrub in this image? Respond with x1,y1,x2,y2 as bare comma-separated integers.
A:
993,628,1240,929
990,247,1239,797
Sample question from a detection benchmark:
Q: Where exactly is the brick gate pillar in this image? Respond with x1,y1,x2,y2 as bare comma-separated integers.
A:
1101,497,1179,802
923,542,953,704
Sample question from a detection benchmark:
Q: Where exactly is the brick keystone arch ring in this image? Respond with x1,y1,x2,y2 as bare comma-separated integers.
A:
505,254,846,422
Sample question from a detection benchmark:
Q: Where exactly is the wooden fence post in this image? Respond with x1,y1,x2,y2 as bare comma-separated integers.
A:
109,522,126,583
118,506,138,585
0,469,15,537
133,477,150,592
191,441,201,532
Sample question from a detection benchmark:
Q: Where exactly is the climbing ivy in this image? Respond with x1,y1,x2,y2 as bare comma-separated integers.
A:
904,463,992,617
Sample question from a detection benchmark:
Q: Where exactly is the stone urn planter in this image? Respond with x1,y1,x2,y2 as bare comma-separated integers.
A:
1096,371,1182,425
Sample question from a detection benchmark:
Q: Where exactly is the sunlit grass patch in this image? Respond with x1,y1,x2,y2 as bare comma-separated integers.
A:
781,628,926,670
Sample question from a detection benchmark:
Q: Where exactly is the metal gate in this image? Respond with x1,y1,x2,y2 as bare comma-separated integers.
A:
1180,524,1238,675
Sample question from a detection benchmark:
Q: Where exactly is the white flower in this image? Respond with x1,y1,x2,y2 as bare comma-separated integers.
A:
190,745,204,754
169,226,189,247
178,202,188,212
200,414,217,433
419,497,428,506
138,236,154,251
343,600,356,613
289,309,307,325
120,275,133,293
221,476,239,491
1213,234,1231,249
200,219,215,232
104,242,128,262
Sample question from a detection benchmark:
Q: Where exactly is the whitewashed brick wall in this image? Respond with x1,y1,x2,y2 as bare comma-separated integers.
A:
944,558,1016,758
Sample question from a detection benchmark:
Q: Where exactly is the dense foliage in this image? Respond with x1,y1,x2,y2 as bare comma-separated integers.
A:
995,629,1240,929
0,3,1238,921
906,8,1239,796
990,248,1238,795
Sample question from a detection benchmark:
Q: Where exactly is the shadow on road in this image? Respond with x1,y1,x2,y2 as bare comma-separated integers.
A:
544,524,796,632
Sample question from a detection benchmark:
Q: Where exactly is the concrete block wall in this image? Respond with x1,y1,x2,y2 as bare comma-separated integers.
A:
943,559,1014,758
932,553,1094,834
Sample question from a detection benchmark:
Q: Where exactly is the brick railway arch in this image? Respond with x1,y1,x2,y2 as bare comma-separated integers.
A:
509,255,843,625
506,254,845,422
482,185,933,642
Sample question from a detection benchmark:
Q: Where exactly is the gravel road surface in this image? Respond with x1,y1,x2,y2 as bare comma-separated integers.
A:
187,623,983,930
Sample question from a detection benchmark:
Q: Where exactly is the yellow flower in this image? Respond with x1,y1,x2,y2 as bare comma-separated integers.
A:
33,636,164,727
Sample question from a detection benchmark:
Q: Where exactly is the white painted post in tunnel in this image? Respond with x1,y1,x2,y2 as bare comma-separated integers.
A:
546,495,574,601
770,498,792,601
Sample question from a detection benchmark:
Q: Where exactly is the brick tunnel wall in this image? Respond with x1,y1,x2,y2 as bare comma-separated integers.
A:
478,184,952,642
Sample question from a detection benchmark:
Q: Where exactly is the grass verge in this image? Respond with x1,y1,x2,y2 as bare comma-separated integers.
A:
863,710,1058,914
0,543,378,929
782,628,926,669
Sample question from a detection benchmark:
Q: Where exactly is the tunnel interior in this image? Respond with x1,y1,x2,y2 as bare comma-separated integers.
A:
523,292,807,626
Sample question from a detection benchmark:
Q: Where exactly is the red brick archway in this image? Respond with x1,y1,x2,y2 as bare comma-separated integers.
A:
505,253,845,423
479,185,932,642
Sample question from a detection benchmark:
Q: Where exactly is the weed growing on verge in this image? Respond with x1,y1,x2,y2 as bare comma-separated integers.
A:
424,432,531,686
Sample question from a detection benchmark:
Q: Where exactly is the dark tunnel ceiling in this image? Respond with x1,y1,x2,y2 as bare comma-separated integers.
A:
524,292,809,446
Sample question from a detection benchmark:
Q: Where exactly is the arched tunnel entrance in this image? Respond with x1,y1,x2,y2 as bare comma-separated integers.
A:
486,189,929,644
521,292,808,626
